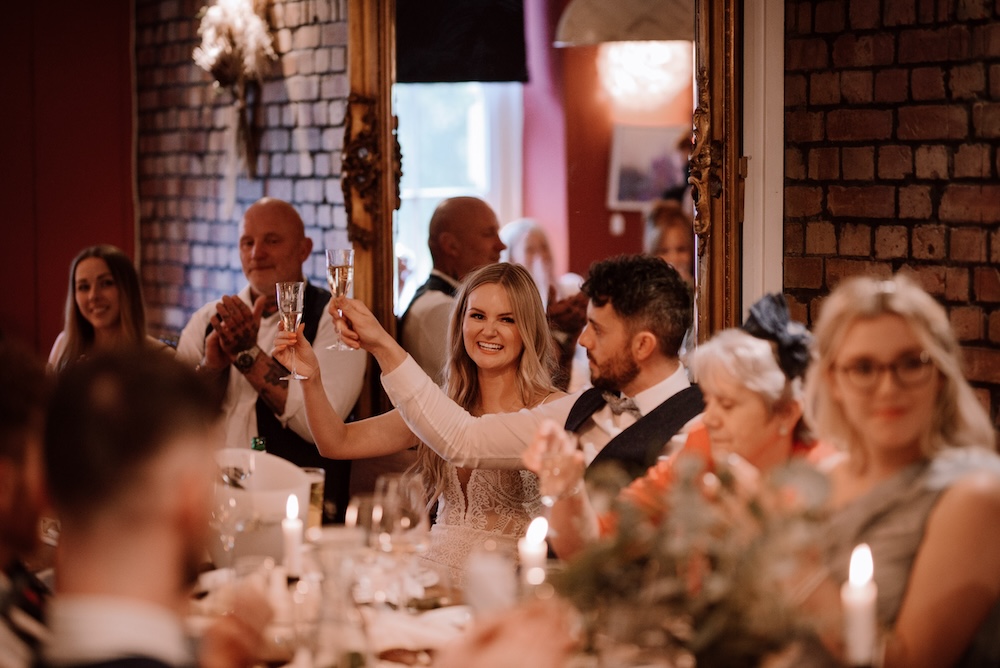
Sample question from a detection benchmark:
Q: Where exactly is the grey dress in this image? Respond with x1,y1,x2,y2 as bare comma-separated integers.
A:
821,446,1000,667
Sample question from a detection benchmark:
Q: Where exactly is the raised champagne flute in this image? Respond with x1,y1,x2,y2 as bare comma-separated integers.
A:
276,281,308,380
325,248,355,351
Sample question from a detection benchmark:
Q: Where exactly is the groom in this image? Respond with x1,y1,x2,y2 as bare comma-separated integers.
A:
347,254,703,480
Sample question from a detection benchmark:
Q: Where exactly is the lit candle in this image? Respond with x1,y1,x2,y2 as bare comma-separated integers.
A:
518,517,548,588
841,543,877,666
282,494,303,578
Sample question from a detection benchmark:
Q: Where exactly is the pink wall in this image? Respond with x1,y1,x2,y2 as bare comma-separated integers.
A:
521,0,569,276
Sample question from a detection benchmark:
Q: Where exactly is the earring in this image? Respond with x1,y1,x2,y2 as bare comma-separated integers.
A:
778,425,790,436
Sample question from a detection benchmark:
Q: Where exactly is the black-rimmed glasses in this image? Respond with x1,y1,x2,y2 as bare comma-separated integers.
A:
835,350,935,392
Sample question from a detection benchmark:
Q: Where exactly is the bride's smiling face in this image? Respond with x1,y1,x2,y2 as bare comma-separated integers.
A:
462,283,524,373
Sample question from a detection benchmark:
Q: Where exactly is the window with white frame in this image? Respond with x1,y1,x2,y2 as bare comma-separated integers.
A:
392,82,523,315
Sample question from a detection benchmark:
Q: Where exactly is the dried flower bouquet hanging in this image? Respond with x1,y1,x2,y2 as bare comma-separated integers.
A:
193,0,276,178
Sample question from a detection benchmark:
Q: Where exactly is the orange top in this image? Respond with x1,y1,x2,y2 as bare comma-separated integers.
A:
598,423,824,537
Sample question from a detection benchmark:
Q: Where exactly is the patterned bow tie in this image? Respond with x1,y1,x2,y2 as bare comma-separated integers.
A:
603,391,640,417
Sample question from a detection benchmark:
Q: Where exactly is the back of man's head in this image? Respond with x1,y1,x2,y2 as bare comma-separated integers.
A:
582,254,692,358
0,340,50,562
0,341,49,463
45,350,222,526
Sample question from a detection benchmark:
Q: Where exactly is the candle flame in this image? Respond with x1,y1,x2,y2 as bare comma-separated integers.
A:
526,516,548,544
849,543,873,586
286,494,298,519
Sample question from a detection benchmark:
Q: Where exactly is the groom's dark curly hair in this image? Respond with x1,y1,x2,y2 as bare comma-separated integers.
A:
582,254,692,358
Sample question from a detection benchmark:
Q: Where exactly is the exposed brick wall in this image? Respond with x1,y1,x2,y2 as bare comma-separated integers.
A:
784,0,1000,428
135,0,350,338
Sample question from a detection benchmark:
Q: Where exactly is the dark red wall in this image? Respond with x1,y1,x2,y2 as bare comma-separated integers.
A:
0,0,135,355
524,0,694,279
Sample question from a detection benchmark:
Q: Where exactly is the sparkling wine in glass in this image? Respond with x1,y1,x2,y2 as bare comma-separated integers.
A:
325,248,355,351
276,281,307,380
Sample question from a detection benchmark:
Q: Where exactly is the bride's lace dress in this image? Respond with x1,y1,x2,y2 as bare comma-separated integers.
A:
422,464,542,588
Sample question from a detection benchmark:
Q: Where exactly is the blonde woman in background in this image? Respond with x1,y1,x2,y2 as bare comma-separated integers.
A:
806,274,1000,667
644,199,694,286
500,218,588,391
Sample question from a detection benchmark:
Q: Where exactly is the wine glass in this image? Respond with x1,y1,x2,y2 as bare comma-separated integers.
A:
372,473,430,555
217,448,256,490
276,281,308,380
371,473,431,608
210,487,249,573
325,248,355,351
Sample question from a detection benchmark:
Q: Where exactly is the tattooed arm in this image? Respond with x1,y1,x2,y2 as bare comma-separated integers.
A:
208,293,292,415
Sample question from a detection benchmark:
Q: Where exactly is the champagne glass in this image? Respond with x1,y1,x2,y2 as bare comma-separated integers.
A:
325,248,355,351
276,281,308,380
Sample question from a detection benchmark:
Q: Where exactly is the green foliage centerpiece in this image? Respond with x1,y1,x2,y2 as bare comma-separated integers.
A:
551,456,830,667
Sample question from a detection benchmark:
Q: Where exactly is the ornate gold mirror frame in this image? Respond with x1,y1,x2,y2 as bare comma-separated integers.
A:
343,0,398,415
343,0,744,414
690,0,743,341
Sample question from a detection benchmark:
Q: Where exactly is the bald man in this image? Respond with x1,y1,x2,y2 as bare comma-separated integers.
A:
176,197,366,523
399,196,506,380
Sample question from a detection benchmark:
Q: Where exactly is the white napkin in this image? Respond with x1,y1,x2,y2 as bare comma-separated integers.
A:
362,606,471,653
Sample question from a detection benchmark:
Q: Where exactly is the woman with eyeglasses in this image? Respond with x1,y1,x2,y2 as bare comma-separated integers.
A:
803,273,1000,667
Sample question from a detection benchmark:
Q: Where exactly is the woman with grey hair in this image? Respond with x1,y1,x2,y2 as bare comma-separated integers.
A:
526,294,821,558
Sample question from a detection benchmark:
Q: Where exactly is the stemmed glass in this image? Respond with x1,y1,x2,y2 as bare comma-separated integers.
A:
276,281,308,380
371,473,431,609
325,248,355,351
217,448,255,490
210,487,249,573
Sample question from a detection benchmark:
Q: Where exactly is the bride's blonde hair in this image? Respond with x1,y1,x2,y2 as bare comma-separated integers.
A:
413,262,558,505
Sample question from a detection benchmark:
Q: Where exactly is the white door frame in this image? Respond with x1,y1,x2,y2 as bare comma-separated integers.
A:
741,0,785,316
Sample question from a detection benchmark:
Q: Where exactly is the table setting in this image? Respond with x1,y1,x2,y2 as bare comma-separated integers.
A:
199,465,483,668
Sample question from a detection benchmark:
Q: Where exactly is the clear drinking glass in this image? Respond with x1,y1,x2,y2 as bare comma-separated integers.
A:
371,473,431,556
276,281,307,380
371,473,431,609
325,248,355,351
217,448,256,490
210,487,249,572
535,421,581,509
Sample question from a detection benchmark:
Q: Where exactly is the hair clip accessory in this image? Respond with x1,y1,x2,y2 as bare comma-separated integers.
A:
741,293,813,380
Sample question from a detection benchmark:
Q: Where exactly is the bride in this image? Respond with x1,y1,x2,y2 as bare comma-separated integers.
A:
273,262,563,585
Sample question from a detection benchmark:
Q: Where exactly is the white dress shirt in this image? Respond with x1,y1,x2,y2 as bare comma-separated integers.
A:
399,270,460,382
176,284,367,451
580,366,692,464
380,355,694,468
44,596,192,666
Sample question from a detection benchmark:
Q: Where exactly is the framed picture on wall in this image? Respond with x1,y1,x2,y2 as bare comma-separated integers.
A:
607,124,689,211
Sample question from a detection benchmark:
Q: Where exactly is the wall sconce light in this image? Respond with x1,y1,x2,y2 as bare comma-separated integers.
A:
554,0,694,109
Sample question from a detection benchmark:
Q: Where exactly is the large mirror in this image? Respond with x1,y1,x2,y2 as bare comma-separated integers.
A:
343,0,743,414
